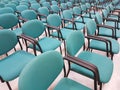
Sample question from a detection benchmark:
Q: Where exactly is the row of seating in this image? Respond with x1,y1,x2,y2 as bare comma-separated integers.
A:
0,0,120,90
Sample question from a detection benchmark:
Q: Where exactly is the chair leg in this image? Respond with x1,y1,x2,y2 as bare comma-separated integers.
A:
99,82,102,90
6,82,12,90
59,46,63,55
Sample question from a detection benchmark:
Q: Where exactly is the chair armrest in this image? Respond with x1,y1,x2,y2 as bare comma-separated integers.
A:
62,18,74,23
97,24,114,30
64,54,100,82
45,24,60,31
103,17,118,22
19,17,28,22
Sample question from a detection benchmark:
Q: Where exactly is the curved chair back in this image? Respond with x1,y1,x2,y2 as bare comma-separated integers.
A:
47,14,61,27
95,13,103,24
0,30,18,55
66,31,85,56
86,19,97,35
73,6,82,15
42,2,51,10
0,2,5,8
21,10,38,20
30,3,41,11
19,51,63,90
0,7,14,14
5,3,16,12
16,5,28,13
63,10,73,19
51,5,60,14
38,7,49,18
51,1,58,5
0,13,18,29
22,20,45,38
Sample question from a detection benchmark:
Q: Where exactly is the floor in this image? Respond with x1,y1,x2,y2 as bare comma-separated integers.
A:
0,37,120,90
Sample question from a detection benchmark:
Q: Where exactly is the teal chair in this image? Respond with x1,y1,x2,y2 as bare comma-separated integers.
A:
46,14,74,55
19,51,91,90
86,19,119,59
16,5,28,16
0,30,35,90
30,3,41,12
64,30,113,90
95,12,120,39
51,5,61,15
21,19,62,55
62,10,85,31
0,13,22,36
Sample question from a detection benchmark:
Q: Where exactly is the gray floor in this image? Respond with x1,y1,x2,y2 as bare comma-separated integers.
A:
0,38,120,90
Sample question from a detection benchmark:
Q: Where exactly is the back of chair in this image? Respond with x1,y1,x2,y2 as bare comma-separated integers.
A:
47,14,61,27
0,7,14,14
63,10,73,19
0,13,19,29
38,7,49,18
66,31,85,56
0,30,18,55
95,13,103,24
16,5,28,13
21,10,37,20
22,20,45,38
19,51,63,90
86,19,97,35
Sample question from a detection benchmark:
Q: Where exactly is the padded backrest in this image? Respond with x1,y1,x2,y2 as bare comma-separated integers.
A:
51,5,60,13
66,31,85,56
63,10,73,19
0,13,18,29
86,19,97,35
0,30,18,55
81,4,87,12
73,6,81,15
61,3,67,10
19,51,63,90
42,2,51,10
0,2,5,8
21,10,37,20
47,14,61,27
95,13,103,24
22,20,44,38
30,3,40,10
0,7,14,14
16,5,28,12
102,9,108,18
5,3,16,11
38,7,49,17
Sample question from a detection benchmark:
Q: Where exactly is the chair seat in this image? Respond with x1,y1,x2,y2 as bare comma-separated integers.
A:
51,29,73,40
89,37,119,54
71,51,113,83
65,22,85,30
76,17,91,23
54,78,91,90
28,37,61,52
99,27,120,38
0,50,35,81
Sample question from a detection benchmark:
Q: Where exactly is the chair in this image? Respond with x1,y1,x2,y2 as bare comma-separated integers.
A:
0,30,35,90
16,5,28,16
19,50,91,90
30,3,41,12
42,2,51,10
86,19,119,59
51,5,61,15
21,19,62,55
64,30,113,90
0,7,14,14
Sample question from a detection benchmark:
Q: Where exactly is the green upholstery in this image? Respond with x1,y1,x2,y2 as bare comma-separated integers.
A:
42,2,51,10
28,37,61,52
54,78,90,90
5,3,16,11
21,10,37,20
95,13,103,24
38,7,49,17
71,51,113,83
66,31,113,85
0,50,35,81
19,51,91,90
51,5,60,14
16,5,28,13
22,19,61,53
0,30,35,89
30,3,40,11
86,19,120,54
0,7,14,14
0,13,22,35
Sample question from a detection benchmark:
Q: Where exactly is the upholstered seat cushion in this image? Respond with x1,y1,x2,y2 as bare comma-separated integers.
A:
0,50,35,81
28,37,61,52
89,37,119,54
54,78,91,90
71,51,113,83
51,29,73,40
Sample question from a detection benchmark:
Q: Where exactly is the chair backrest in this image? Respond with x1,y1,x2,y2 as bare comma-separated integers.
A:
51,1,57,5
22,20,45,38
86,19,97,35
16,5,28,13
73,6,82,15
42,2,51,10
51,5,60,14
95,13,103,24
0,2,5,8
5,3,16,11
37,7,49,18
30,3,41,11
60,3,67,10
0,30,18,55
21,10,37,20
63,10,73,19
0,13,19,29
66,31,85,56
81,4,87,13
19,51,63,90
102,9,108,18
0,7,14,14
47,14,61,27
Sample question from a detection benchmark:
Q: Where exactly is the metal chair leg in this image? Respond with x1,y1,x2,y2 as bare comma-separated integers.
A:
6,82,12,90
